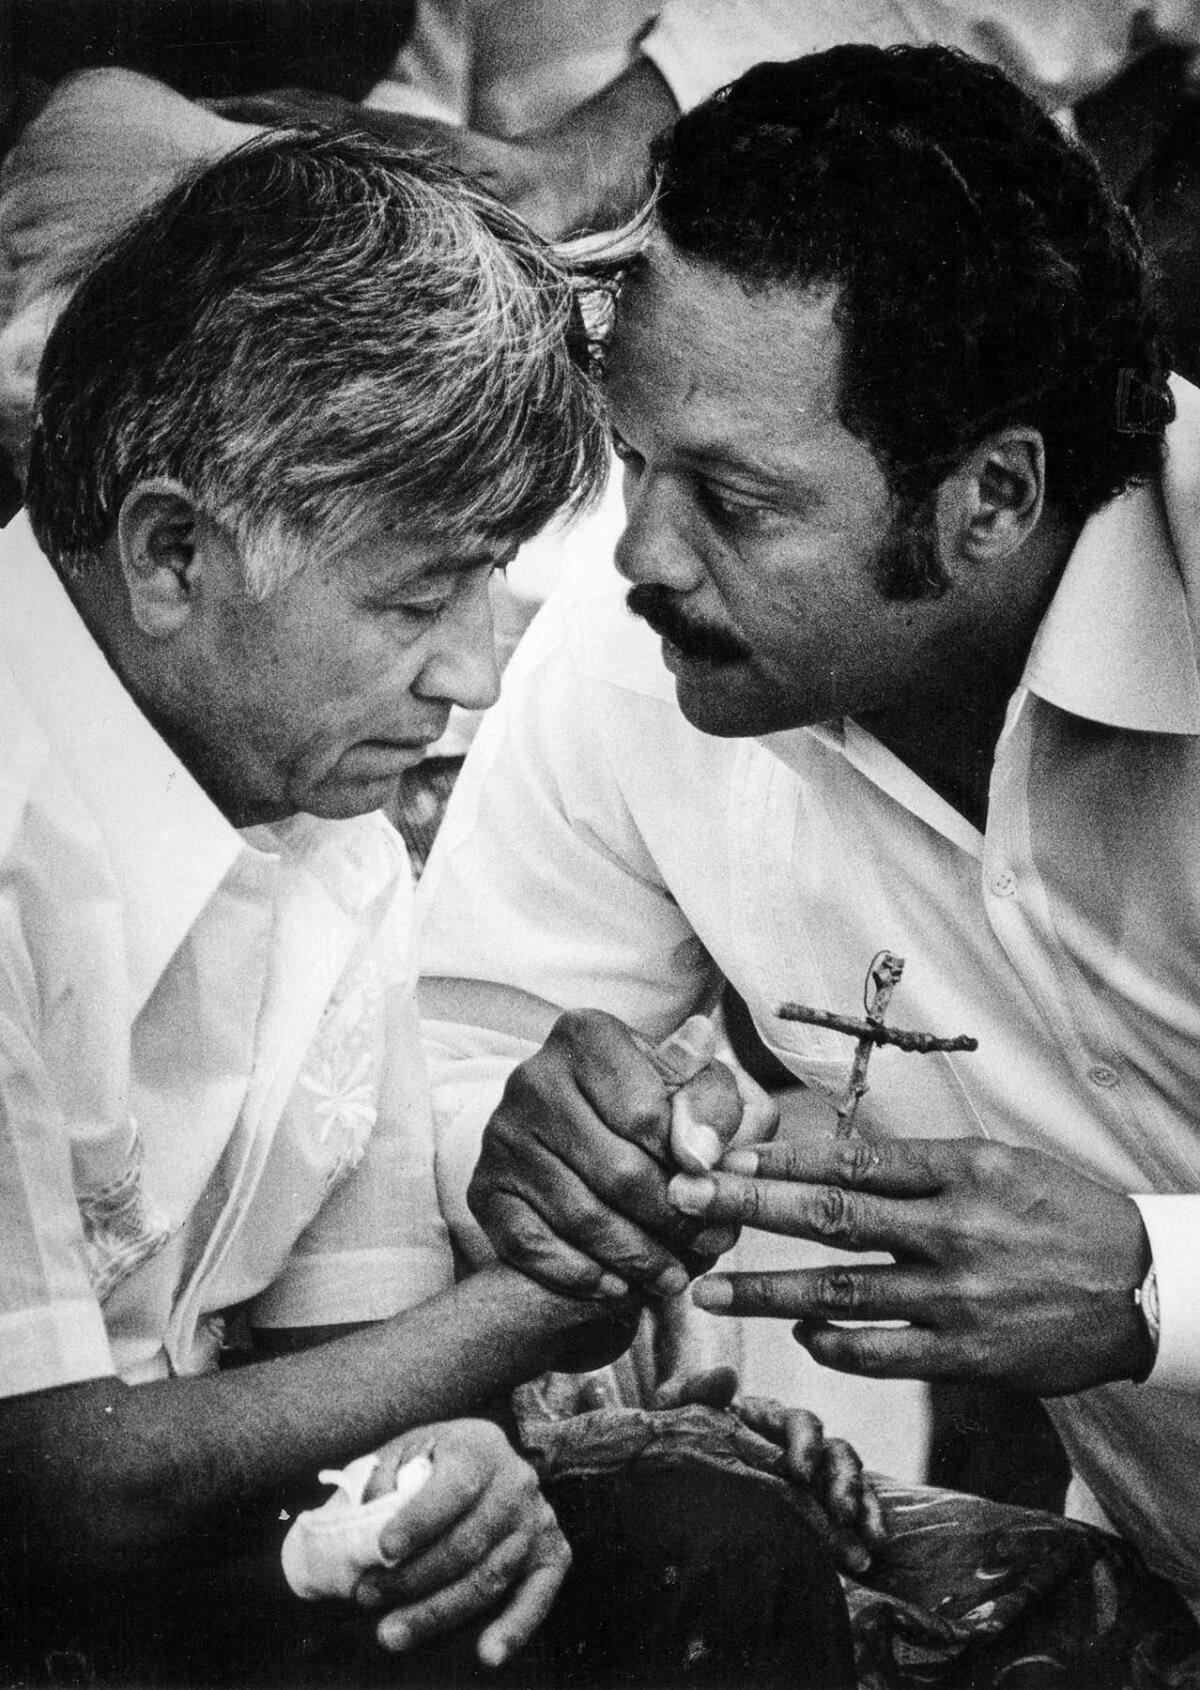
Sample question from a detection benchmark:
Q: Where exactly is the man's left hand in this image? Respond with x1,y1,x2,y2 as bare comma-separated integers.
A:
675,1135,1156,1396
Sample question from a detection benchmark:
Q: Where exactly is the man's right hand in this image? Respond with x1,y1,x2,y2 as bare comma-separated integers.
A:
467,1008,769,1299
357,1420,569,1670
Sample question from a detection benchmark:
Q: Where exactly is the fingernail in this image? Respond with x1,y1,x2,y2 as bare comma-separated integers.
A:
378,1618,411,1651
692,1275,732,1311
671,1094,722,1173
673,1119,722,1175
597,1272,629,1300
721,1148,759,1175
844,1542,872,1575
356,1579,383,1609
668,1173,715,1215
478,1635,509,1668
690,1225,738,1257
653,1264,689,1297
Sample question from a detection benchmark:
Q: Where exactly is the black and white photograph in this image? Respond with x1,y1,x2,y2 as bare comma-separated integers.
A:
3,4,1200,1686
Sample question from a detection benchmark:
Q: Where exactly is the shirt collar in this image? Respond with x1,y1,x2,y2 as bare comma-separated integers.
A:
1022,374,1200,734
0,511,252,1018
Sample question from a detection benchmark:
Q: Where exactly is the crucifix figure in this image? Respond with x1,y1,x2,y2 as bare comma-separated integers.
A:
778,950,978,1135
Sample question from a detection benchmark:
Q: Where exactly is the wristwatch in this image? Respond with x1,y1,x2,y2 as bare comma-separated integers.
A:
1134,1262,1161,1353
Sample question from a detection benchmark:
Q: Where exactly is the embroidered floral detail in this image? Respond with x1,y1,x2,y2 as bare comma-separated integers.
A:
77,1123,177,1301
298,1048,378,1150
294,959,384,1183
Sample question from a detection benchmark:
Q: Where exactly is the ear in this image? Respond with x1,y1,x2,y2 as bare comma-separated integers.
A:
938,427,1046,568
114,479,202,638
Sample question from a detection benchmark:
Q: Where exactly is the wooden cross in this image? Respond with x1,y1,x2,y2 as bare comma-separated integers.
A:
778,950,978,1135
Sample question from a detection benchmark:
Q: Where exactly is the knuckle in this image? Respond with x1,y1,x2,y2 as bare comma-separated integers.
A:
606,1146,661,1212
514,1465,541,1506
788,1406,822,1440
956,1326,995,1374
457,1521,492,1564
489,1209,551,1266
816,1269,861,1314
837,1139,882,1187
726,1178,763,1225
812,1184,860,1245
553,1007,598,1047
964,1141,1009,1185
485,1542,520,1588
621,1090,670,1145
497,1062,543,1113
825,1437,861,1472
473,1418,507,1452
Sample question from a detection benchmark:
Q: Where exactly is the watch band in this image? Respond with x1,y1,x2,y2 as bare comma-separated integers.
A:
1135,1262,1161,1353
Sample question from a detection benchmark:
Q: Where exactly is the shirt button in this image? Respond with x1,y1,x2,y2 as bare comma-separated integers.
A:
990,869,1017,897
1089,1065,1119,1088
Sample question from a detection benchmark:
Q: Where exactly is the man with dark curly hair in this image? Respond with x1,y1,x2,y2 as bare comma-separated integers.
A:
421,43,1200,1675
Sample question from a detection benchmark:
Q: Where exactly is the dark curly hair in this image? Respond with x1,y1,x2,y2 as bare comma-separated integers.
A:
650,45,1172,596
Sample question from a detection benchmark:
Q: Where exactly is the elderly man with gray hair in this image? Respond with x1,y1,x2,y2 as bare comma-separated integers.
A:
0,128,860,1688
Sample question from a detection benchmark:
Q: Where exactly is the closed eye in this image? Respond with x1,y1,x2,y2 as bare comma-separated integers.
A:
696,478,779,534
610,428,642,468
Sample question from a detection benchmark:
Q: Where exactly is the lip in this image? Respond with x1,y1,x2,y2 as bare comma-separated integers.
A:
345,738,441,775
661,637,732,673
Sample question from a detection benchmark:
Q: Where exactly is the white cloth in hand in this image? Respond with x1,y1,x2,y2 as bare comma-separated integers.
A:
281,1449,434,1601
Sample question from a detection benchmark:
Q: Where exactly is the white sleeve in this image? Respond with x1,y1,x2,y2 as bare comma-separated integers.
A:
364,0,474,125
641,0,1200,114
1131,1193,1200,1391
0,900,114,1397
422,1020,539,1267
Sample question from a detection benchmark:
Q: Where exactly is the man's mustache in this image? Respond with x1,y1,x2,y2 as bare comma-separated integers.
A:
626,584,751,664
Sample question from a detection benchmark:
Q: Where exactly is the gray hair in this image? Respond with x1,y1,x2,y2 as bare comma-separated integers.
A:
27,126,612,595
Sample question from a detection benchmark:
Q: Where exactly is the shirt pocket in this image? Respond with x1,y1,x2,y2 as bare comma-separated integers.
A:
745,996,856,1105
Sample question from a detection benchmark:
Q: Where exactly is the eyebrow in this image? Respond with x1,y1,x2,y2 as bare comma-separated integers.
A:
610,405,823,501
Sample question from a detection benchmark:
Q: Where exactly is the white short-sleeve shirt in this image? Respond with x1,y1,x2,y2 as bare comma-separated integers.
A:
0,512,455,1394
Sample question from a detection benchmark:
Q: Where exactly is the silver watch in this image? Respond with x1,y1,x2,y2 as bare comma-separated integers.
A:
1134,1262,1161,1353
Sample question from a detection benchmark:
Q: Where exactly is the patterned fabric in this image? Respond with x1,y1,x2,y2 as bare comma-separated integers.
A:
0,515,456,1395
515,1402,1200,1690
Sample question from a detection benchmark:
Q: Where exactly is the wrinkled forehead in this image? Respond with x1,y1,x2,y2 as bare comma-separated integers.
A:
606,240,857,482
317,522,515,590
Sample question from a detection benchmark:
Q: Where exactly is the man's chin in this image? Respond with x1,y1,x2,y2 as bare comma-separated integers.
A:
670,665,768,739
299,777,404,820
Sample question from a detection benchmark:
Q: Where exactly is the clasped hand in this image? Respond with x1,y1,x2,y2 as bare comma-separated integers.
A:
675,1134,1155,1396
467,1008,778,1301
356,1419,568,1669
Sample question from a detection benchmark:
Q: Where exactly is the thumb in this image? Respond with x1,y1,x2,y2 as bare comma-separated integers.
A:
670,1065,741,1173
728,1063,780,1149
653,1366,740,1411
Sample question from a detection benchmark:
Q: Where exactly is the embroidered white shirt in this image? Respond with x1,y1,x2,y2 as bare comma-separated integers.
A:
419,379,1200,1601
0,512,455,1395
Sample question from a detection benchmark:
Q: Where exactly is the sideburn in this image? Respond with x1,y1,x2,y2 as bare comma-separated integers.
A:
872,489,950,600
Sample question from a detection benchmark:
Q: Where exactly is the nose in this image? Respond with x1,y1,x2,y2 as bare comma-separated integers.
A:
614,465,705,595
415,572,501,713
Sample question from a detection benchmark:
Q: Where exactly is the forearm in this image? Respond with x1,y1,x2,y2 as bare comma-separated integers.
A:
1,1265,630,1578
641,0,1200,114
528,55,678,233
